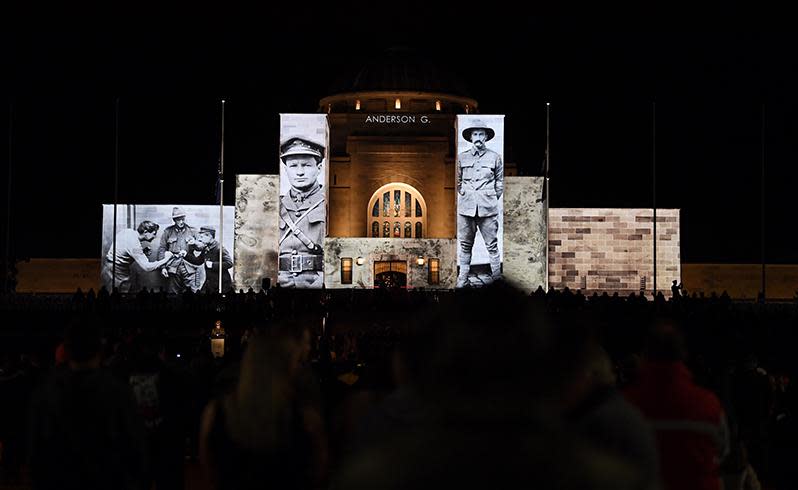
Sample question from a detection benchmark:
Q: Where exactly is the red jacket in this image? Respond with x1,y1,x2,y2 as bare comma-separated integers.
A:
624,361,728,490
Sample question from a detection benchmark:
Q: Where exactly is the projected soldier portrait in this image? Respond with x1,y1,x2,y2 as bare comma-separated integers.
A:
277,135,327,288
456,116,505,288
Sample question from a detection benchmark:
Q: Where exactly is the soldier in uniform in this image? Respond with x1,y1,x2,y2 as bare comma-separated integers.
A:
278,136,326,288
157,206,198,294
456,120,504,287
197,226,234,294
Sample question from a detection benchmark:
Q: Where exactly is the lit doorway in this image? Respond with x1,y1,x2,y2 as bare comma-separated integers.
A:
374,260,407,288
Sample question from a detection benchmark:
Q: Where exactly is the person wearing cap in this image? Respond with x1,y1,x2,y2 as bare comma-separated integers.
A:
197,226,233,294
278,136,326,288
102,221,174,293
157,206,198,294
456,120,504,287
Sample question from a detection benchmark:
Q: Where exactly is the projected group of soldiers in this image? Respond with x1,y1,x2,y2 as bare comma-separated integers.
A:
103,207,233,294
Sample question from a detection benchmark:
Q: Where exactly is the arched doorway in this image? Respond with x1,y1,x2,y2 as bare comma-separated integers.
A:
373,260,407,288
367,183,427,238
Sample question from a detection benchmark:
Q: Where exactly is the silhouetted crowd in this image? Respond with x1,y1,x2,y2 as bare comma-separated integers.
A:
1,285,796,490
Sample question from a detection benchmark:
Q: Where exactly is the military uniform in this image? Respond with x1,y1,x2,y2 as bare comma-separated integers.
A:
157,209,198,294
456,120,504,287
278,183,325,288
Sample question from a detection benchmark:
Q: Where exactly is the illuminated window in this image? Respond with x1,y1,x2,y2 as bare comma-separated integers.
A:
435,100,441,111
367,183,427,238
341,258,353,284
394,190,401,217
394,98,401,110
428,258,440,285
355,99,361,110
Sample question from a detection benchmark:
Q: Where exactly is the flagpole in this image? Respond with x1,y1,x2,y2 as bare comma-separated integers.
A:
218,99,225,294
112,98,119,291
652,101,657,298
760,103,766,301
545,102,550,292
4,100,12,294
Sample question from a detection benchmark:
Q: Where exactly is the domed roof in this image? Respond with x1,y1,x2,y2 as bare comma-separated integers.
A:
327,47,472,98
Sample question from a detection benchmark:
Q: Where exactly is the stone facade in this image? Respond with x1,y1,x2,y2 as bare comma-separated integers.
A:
329,135,455,239
503,177,546,292
323,237,457,289
234,175,280,292
549,208,680,295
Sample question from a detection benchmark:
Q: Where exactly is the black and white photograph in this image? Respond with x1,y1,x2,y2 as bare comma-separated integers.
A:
101,204,235,294
278,114,329,288
456,115,505,288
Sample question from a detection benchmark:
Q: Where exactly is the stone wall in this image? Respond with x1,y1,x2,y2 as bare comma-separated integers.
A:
328,136,454,238
682,264,798,300
549,208,680,294
234,175,280,292
503,177,546,293
323,237,457,289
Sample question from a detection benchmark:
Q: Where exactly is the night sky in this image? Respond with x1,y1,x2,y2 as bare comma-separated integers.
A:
2,7,797,263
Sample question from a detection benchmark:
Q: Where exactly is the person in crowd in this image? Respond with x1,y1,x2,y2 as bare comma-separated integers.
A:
127,334,188,490
624,321,729,490
28,317,149,490
336,284,645,490
199,320,327,490
558,328,661,490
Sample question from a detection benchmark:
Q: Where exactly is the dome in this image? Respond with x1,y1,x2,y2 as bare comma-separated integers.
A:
327,47,472,98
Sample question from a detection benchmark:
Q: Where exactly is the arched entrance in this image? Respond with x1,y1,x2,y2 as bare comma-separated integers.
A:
367,183,427,238
373,260,407,288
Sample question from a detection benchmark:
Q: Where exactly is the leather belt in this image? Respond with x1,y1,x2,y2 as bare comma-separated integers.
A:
279,255,324,273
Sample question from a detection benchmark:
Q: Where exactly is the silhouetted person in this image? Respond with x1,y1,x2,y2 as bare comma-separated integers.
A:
671,280,682,299
624,321,729,490
336,284,644,490
199,322,327,490
28,317,148,490
559,332,661,490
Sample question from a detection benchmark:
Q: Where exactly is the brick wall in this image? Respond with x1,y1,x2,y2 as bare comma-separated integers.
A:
549,209,680,295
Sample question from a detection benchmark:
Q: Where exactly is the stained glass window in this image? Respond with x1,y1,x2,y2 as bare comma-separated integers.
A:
368,185,425,240
394,190,401,217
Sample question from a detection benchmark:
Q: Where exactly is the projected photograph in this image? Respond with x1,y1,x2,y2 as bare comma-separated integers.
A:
101,204,235,294
278,114,329,289
455,114,505,288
